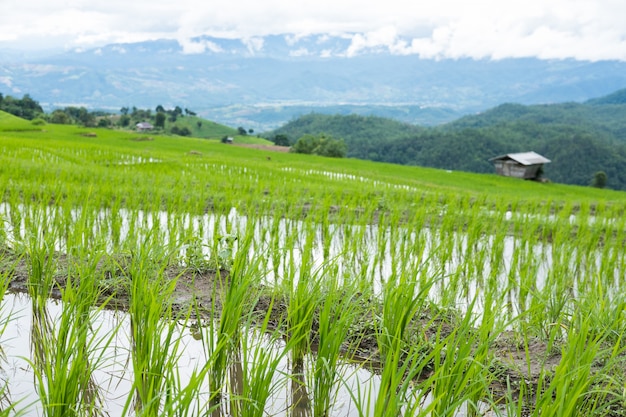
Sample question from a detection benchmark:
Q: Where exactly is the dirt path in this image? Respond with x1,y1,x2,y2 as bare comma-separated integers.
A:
232,143,291,152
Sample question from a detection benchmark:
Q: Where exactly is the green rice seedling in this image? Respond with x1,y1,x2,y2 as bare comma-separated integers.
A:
311,268,361,417
282,221,322,416
371,270,437,417
206,224,261,416
18,200,118,417
31,252,118,417
234,297,288,417
122,232,184,417
0,253,24,415
420,299,495,417
530,315,604,416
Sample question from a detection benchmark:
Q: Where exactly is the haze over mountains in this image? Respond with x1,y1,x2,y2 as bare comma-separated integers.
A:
2,34,626,130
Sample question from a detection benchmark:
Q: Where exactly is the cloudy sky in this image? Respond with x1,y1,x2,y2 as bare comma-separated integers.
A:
1,0,625,60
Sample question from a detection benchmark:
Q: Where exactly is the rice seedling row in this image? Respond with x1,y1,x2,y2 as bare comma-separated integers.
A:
1,124,626,415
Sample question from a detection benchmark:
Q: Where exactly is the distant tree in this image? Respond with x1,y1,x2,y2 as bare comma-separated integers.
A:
49,109,72,124
291,133,346,158
591,171,608,188
317,136,347,158
185,108,197,116
120,107,129,115
197,121,203,129
248,128,254,135
155,104,165,113
97,118,112,128
291,134,318,154
0,93,44,119
119,115,131,127
69,106,96,126
155,112,166,129
20,94,43,113
174,106,183,117
237,127,247,135
171,126,191,136
273,134,290,146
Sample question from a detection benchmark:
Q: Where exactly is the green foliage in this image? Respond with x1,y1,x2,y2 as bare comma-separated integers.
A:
171,125,192,136
155,111,166,128
118,114,131,127
270,113,423,156
272,134,290,146
586,87,626,105
3,122,626,415
268,97,626,190
0,110,42,131
0,93,44,120
291,133,346,158
591,171,608,188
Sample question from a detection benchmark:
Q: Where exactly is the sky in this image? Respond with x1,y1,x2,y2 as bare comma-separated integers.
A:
1,0,626,61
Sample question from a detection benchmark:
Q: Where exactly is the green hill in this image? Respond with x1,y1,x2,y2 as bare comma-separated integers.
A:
166,115,238,138
1,120,624,206
0,110,43,131
267,90,626,190
267,113,424,152
586,88,626,105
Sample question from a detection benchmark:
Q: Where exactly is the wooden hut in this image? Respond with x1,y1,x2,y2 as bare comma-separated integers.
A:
135,122,154,132
489,151,550,180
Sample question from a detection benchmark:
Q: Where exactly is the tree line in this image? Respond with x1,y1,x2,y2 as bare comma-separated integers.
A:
267,96,626,190
0,93,205,136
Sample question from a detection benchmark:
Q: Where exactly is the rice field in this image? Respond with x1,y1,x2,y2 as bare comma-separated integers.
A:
1,117,626,416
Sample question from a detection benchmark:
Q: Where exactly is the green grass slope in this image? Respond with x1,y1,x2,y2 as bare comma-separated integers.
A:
1,122,625,209
0,110,42,131
265,90,626,190
166,115,238,138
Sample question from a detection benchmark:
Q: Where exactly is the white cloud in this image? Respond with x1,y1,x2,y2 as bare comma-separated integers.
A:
289,48,311,57
0,0,625,60
178,38,224,54
242,37,264,54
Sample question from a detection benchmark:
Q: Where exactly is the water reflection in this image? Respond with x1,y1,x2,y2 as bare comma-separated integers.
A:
291,358,311,417
1,293,381,416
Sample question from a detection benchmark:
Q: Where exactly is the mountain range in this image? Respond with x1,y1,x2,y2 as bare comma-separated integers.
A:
2,34,626,130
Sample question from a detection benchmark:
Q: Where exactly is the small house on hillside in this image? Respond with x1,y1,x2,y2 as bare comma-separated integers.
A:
136,122,154,132
489,151,551,180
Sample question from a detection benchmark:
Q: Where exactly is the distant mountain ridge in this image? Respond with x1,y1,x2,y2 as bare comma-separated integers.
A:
2,34,626,130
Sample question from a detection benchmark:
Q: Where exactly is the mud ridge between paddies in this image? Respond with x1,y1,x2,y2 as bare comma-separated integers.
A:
2,247,623,415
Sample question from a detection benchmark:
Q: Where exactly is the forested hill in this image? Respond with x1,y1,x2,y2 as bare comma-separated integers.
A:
267,89,626,190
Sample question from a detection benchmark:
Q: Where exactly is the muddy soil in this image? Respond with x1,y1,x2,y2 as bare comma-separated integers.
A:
232,143,291,153
1,248,619,414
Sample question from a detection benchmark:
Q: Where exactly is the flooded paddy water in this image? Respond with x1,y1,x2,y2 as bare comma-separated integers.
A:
0,197,625,416
1,293,383,416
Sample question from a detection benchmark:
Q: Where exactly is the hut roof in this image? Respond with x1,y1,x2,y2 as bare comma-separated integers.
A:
489,151,551,166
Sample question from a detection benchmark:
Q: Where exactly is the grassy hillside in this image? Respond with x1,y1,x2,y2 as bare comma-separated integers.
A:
0,110,43,131
1,117,624,206
266,113,424,148
168,115,239,138
266,91,626,190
